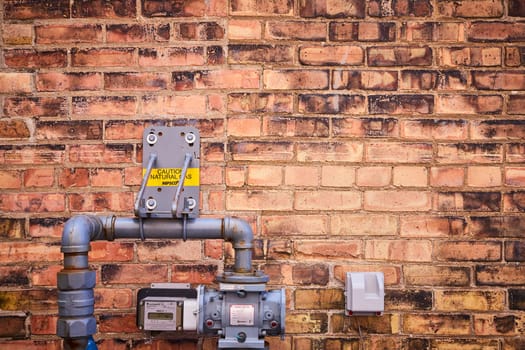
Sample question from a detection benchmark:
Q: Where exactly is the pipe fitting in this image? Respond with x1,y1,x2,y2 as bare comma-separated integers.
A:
57,270,96,291
57,316,97,338
61,215,104,254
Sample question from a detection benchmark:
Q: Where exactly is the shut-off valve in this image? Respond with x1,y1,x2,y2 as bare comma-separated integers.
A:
57,127,285,350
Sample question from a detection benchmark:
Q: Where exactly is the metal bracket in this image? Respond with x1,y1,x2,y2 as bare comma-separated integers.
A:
135,126,200,219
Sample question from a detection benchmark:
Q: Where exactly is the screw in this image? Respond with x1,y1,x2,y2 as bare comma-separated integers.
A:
146,133,158,145
185,132,196,145
146,198,157,211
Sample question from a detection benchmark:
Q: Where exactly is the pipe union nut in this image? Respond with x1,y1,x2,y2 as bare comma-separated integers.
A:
57,270,96,291
56,316,96,338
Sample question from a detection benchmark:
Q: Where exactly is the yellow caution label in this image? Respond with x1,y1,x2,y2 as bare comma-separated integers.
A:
144,168,199,187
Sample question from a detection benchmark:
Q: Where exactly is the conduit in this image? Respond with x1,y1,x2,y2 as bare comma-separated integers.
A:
57,214,257,350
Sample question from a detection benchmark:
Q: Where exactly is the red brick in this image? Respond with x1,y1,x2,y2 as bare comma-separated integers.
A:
296,240,362,259
31,315,57,335
438,0,504,18
229,44,293,64
266,21,326,41
230,141,293,161
72,96,136,117
332,214,397,236
98,313,136,333
297,141,363,162
368,0,432,17
400,216,466,238
430,167,465,187
0,170,22,189
24,168,55,188
356,166,391,186
72,0,136,18
264,70,328,90
436,192,501,212
68,144,133,164
69,192,133,212
0,242,62,263
29,218,65,239
0,340,60,350
4,49,67,69
369,95,434,114
4,97,67,118
393,166,427,187
228,117,260,137
299,94,366,114
2,145,66,165
367,142,433,163
365,190,431,211
368,47,432,66
142,95,206,115
321,165,355,187
72,48,135,67
467,166,502,187
476,265,525,285
0,73,33,94
139,47,205,66
0,120,31,139
137,241,201,261
95,288,133,309
247,165,282,186
231,0,292,15
0,193,65,213
90,168,123,187
439,47,501,67
299,0,364,18
400,70,468,90
177,22,225,40
226,190,293,211
101,264,168,284
295,190,362,211
508,95,525,114
4,0,69,19
36,72,102,92
106,24,170,42
299,46,364,66
507,143,525,163
59,168,89,188
105,72,170,91
403,314,470,335
402,119,467,140
366,240,432,262
36,24,103,44
228,93,292,113
437,143,503,164
333,70,397,90
473,71,525,90
2,24,33,45
506,167,525,186
405,265,471,286
263,116,329,137
436,241,501,262
468,22,525,42
262,215,328,236
171,264,218,284
31,265,61,286
229,19,262,39
195,69,259,89
0,266,29,286
36,121,102,141
142,0,207,17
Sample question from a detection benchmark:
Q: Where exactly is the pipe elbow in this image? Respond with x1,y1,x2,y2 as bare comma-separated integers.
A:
61,215,104,254
223,216,254,249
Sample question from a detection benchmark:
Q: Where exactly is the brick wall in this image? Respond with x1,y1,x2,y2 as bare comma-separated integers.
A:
1,0,525,349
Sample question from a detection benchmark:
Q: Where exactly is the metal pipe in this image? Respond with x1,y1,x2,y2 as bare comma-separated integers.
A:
58,215,256,349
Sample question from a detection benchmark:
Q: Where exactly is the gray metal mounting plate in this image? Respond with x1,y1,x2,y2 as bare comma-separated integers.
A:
137,126,200,218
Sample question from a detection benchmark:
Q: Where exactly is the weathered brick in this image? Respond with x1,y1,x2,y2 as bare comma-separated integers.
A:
294,190,361,210
142,0,207,17
436,241,501,262
262,215,328,236
471,216,525,238
297,141,363,162
4,97,67,118
193,69,259,89
401,215,466,238
366,239,432,261
247,165,282,186
4,0,69,19
105,72,170,91
142,95,206,116
356,166,392,186
505,241,525,262
24,168,55,188
106,24,170,42
229,44,293,64
299,94,366,114
505,338,525,350
72,96,137,116
368,0,432,17
266,21,326,41
476,265,525,285
366,142,433,163
506,167,525,187
504,191,525,213
226,191,293,211
393,166,427,187
474,314,518,335
0,193,65,213
229,141,293,161
386,289,432,311
231,0,292,15
438,0,504,18
295,239,362,259
332,214,397,236
139,47,205,66
368,46,432,66
69,192,133,212
437,143,503,164
430,167,465,187
320,165,355,187
98,313,136,333
2,24,33,45
0,315,26,338
436,192,501,212
330,22,396,42
369,94,434,115
436,95,503,114
263,116,329,137
0,266,29,287
36,121,102,141
468,22,525,42
0,120,31,139
4,49,67,69
403,314,471,335
286,313,328,333
36,72,102,92
333,70,397,90
172,264,218,284
439,47,501,67
466,166,502,187
507,143,525,163
72,48,135,67
30,314,57,335
400,70,468,90
299,45,364,65
101,264,167,284
473,71,525,90
405,265,471,286
228,19,261,40
295,289,344,309
299,0,365,18
292,264,329,285
264,70,328,90
333,117,399,138
228,93,293,113
72,0,136,18
36,24,103,44
0,73,33,94
402,119,467,140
